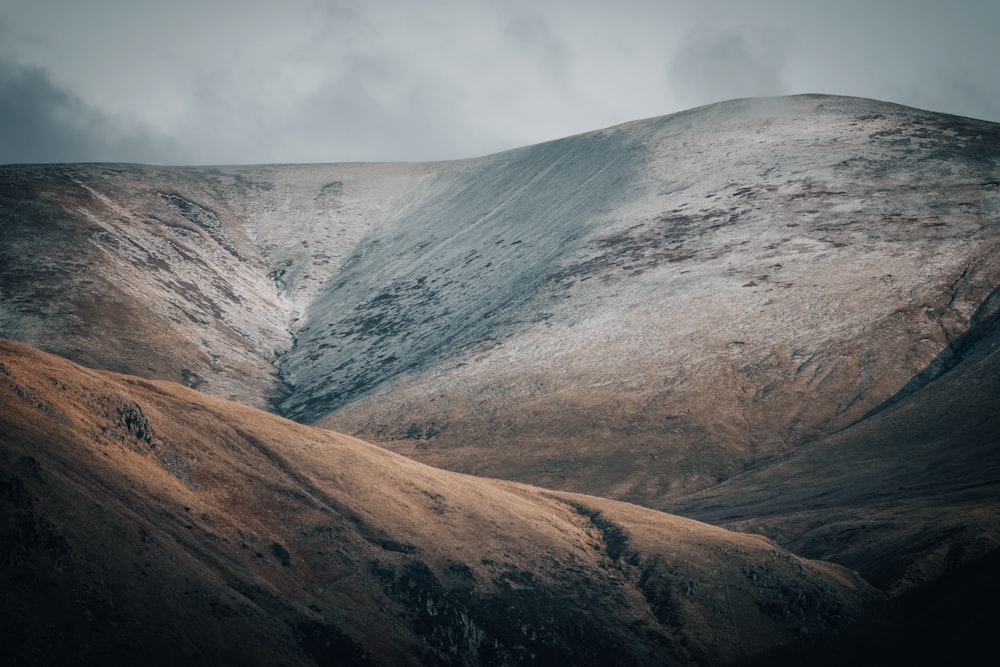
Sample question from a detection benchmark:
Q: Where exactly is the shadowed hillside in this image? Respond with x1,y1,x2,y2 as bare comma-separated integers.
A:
1,339,879,665
665,280,1000,595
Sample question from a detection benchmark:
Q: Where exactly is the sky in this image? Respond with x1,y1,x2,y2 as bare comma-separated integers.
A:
1,0,998,165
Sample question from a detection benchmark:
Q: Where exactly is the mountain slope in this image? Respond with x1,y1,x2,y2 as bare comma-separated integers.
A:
0,338,879,665
685,306,1000,666
665,281,1000,595
2,95,998,505
312,95,1000,502
0,165,292,407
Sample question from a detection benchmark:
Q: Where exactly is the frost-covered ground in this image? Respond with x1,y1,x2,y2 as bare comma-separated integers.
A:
276,95,1000,500
2,94,998,502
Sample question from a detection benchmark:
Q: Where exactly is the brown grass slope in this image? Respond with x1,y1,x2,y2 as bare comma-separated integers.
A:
665,284,1000,595
661,271,1000,664
1,338,878,666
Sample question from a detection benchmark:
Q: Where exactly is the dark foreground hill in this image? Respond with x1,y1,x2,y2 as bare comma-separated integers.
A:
1,338,878,666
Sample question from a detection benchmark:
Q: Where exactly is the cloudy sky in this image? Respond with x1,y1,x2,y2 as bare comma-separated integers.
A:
1,0,998,165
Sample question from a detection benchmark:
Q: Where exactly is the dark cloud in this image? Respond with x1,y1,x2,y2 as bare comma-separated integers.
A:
0,59,179,165
668,23,792,106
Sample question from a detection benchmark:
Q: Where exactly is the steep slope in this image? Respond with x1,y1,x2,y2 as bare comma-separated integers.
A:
666,300,1000,665
0,164,291,408
2,95,999,506
309,95,1000,502
665,283,1000,595
0,162,441,408
1,338,879,665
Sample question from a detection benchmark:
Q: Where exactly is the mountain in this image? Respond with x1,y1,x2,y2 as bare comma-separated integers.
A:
665,291,1000,594
2,95,998,506
1,338,879,665
2,94,999,662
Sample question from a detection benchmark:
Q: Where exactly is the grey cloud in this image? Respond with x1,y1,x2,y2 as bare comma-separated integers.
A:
894,62,1000,124
0,59,180,165
281,54,470,163
169,48,473,165
669,23,792,106
503,11,571,82
2,1,996,165
309,1,371,38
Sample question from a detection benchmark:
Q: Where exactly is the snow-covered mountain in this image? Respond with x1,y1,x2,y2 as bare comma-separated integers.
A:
5,94,997,504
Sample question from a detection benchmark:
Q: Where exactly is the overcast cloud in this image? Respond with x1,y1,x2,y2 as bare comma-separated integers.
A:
1,0,998,165
0,59,181,164
669,21,792,107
